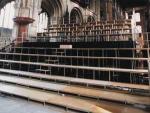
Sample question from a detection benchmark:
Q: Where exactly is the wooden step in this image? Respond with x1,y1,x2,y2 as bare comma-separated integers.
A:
0,83,111,113
0,59,148,74
0,75,149,106
0,68,149,91
0,52,149,61
11,46,150,50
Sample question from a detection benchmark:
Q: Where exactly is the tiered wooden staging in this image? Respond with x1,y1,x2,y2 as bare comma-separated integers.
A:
0,19,150,112
0,73,149,106
0,83,111,113
0,42,149,110
36,20,132,42
0,68,149,91
0,45,149,83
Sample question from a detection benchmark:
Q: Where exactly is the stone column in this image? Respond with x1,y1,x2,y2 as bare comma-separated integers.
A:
107,0,113,21
13,17,34,42
95,0,100,21
139,10,146,33
13,0,42,41
147,0,150,32
28,0,42,37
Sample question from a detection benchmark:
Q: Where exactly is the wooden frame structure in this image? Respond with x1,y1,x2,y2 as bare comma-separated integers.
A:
36,19,132,42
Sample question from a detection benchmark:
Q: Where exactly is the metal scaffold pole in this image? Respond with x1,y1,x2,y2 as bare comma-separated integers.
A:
147,32,150,90
148,60,150,90
148,0,150,90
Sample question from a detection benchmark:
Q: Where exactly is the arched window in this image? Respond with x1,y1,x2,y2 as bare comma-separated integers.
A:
0,1,15,37
70,8,83,24
37,12,48,33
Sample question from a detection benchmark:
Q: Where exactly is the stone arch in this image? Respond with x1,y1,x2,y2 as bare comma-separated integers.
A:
41,0,63,24
0,1,15,28
41,0,62,17
0,0,63,17
70,7,83,24
0,0,14,10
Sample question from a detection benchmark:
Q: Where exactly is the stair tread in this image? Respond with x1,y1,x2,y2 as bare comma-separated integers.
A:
36,69,51,72
0,68,149,90
0,75,149,106
0,83,110,113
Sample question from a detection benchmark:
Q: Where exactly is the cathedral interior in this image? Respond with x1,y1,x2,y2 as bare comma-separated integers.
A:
0,0,150,113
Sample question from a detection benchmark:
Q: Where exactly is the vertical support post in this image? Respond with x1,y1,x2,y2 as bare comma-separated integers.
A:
107,0,113,21
109,71,111,81
148,60,150,90
147,0,150,33
1,7,5,37
146,32,150,90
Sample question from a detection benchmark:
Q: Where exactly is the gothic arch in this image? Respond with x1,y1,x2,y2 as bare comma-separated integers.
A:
0,0,14,10
41,0,64,24
0,0,63,17
70,7,83,24
41,0,63,17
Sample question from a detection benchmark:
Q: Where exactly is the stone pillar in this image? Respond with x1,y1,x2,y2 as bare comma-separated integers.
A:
95,0,100,21
29,0,42,37
147,0,150,32
139,10,146,33
107,0,113,21
13,17,34,42
13,0,42,41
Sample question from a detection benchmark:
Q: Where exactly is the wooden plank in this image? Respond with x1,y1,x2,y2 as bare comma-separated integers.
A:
0,83,111,113
0,75,149,105
0,59,148,74
0,68,149,90
11,46,150,50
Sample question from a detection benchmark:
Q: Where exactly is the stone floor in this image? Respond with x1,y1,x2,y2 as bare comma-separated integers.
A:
0,95,77,113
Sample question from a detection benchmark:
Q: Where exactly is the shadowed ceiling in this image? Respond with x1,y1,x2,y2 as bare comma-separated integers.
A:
117,0,148,9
